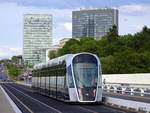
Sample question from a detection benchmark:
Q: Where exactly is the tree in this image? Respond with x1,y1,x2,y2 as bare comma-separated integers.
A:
101,55,115,74
56,26,150,74
58,39,80,56
63,39,80,48
113,48,142,73
106,25,118,42
81,39,98,54
69,44,81,54
142,26,150,34
80,37,94,45
48,50,57,59
11,56,18,62
4,63,21,80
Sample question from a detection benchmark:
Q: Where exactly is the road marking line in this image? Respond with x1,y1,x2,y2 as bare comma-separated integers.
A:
12,83,33,92
0,85,22,113
78,106,99,113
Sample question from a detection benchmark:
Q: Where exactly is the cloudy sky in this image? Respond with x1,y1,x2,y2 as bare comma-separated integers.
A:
0,0,150,59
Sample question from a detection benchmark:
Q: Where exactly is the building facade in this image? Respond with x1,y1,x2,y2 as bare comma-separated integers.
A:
72,8,118,39
23,14,52,65
59,38,71,48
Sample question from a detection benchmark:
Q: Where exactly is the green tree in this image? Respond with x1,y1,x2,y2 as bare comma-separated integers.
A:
81,39,98,54
106,25,118,42
11,56,18,62
138,26,150,52
101,55,115,74
4,63,20,80
142,26,150,35
48,50,57,59
80,37,94,45
56,26,150,74
113,48,142,73
58,39,80,56
69,44,81,54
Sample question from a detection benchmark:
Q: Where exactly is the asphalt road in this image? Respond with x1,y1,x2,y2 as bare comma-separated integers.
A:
0,83,135,113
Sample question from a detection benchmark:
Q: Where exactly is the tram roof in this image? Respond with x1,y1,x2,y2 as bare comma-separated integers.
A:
33,54,73,70
33,52,99,70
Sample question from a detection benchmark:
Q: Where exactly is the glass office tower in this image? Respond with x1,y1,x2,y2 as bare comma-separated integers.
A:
72,8,118,39
23,14,52,65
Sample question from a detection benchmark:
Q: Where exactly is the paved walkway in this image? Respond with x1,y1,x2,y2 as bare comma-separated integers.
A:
0,85,21,113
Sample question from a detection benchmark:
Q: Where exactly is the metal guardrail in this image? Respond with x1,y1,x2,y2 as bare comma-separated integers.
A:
103,84,150,112
103,84,150,97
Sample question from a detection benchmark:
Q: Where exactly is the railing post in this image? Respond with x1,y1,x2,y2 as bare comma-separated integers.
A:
140,88,144,96
122,87,126,94
102,85,104,89
131,88,134,95
114,87,117,93
107,86,110,92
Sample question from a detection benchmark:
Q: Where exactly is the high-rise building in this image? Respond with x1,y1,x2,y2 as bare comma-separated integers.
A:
23,14,52,65
72,8,118,39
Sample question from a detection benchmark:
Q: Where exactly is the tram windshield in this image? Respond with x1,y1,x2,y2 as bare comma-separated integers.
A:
73,63,98,88
73,54,98,88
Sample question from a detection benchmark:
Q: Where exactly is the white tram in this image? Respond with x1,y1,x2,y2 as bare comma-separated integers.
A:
32,53,102,103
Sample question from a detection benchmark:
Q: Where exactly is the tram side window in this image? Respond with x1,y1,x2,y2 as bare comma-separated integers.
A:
67,65,74,88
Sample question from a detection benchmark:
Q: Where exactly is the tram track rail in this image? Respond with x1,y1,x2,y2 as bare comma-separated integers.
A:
3,83,100,113
2,84,34,113
2,83,62,113
1,83,135,113
13,83,143,112
3,83,99,113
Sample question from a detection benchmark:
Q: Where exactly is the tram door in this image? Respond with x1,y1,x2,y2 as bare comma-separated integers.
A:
64,72,69,100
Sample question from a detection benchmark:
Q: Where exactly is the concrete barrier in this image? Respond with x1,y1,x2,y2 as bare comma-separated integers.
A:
105,97,150,112
102,73,150,86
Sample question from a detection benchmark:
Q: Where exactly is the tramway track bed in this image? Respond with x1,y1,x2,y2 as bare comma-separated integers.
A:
1,82,136,113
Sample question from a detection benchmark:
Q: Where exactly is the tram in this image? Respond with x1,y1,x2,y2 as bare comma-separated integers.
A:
32,53,102,103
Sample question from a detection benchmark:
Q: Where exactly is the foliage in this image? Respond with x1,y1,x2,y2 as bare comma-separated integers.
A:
1,58,26,80
58,26,150,74
48,50,57,59
4,63,21,80
106,25,118,42
11,56,18,62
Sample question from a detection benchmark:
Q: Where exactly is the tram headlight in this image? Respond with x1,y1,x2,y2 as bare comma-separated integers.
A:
93,88,96,96
78,88,81,95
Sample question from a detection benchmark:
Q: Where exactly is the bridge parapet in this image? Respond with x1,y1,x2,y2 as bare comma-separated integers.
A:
103,84,150,97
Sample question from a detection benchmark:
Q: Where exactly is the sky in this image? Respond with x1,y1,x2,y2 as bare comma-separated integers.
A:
0,0,150,59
